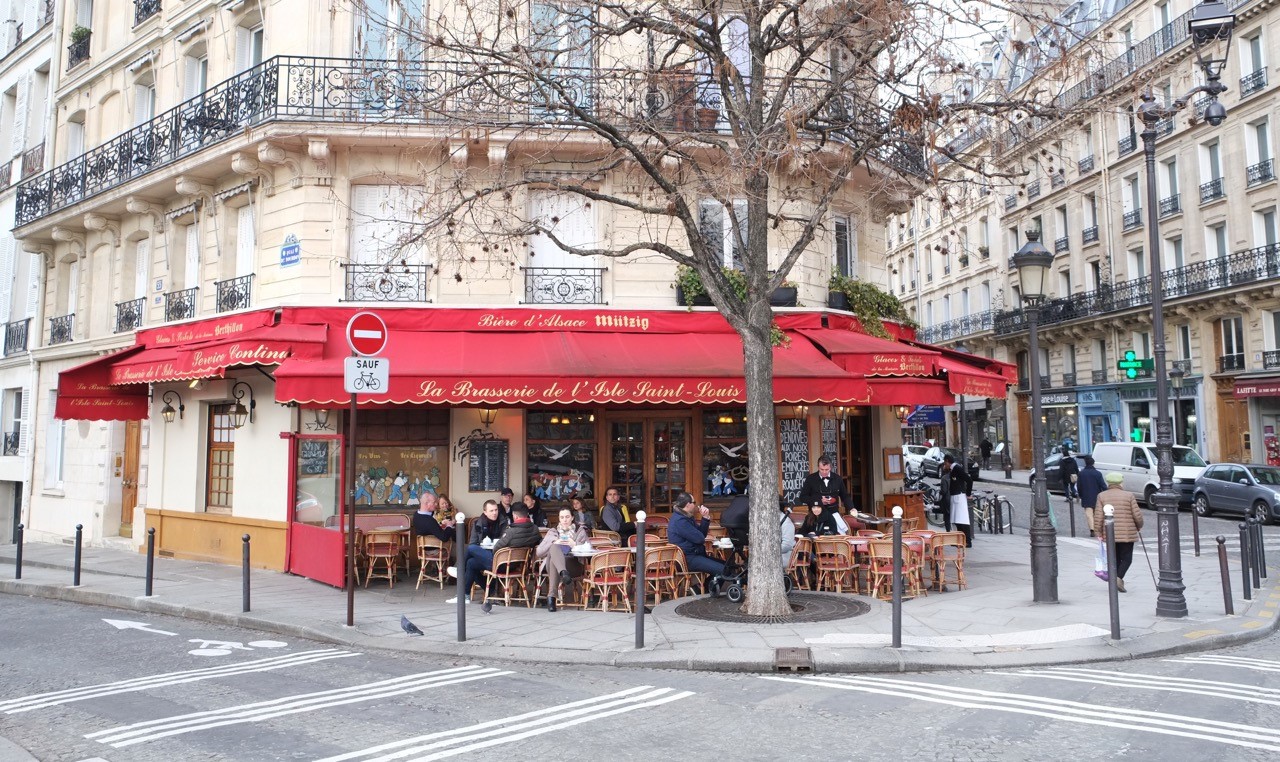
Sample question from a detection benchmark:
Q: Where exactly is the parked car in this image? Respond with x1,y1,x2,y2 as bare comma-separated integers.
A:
1028,453,1087,495
921,446,981,482
1091,442,1207,507
902,444,929,474
1193,463,1280,524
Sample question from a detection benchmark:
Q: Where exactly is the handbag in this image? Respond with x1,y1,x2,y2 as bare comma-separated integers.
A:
1070,474,1079,484
1093,539,1109,581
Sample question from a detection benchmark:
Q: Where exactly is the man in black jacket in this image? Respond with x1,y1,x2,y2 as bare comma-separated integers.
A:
477,506,541,612
798,456,855,514
410,492,453,542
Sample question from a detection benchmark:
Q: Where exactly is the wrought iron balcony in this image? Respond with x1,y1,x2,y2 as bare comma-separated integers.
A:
216,274,253,313
1039,375,1051,389
1247,158,1275,187
1240,68,1267,96
1004,195,1017,212
67,32,90,69
1062,372,1077,387
1154,118,1174,137
40,0,52,25
134,0,160,26
1218,353,1245,373
1027,180,1041,200
1054,236,1069,253
522,267,606,304
49,313,74,345
0,160,11,190
3,318,30,355
164,287,198,322
1118,134,1137,156
1082,225,1099,244
2,431,17,457
20,142,43,179
1122,210,1143,230
342,263,429,302
1200,177,1226,203
1092,369,1108,384
1078,155,1095,174
114,298,144,333
1158,194,1181,217
1264,350,1280,370
1018,377,1029,390
1051,171,1066,189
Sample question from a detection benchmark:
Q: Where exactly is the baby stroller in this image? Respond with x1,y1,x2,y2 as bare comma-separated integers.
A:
714,495,794,603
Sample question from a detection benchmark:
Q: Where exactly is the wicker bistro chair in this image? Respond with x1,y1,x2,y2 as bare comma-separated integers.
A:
482,547,535,608
642,515,671,539
642,545,683,604
786,536,814,591
813,537,858,594
867,540,925,600
856,530,885,538
591,529,622,546
932,531,968,591
415,535,452,590
363,531,402,588
581,548,633,612
627,533,666,548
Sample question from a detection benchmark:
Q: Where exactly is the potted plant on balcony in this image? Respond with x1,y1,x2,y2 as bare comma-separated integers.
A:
70,25,91,44
827,275,916,339
978,245,990,259
676,265,796,306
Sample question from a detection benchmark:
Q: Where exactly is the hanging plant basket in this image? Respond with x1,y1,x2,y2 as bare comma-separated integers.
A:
770,286,798,307
675,284,714,307
827,290,852,311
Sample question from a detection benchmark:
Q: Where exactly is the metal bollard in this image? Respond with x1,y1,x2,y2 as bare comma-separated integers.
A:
454,511,467,643
1252,517,1268,580
14,523,22,580
1067,494,1077,539
1216,536,1234,616
1103,506,1120,640
73,524,83,586
634,513,646,649
1191,506,1201,558
1249,518,1262,590
241,534,251,612
145,527,156,597
994,499,1004,535
1240,523,1253,602
891,506,903,649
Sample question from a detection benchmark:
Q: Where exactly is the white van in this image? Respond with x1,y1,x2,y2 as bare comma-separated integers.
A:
1091,442,1208,507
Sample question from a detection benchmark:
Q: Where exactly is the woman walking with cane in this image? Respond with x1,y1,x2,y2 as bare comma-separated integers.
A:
1093,473,1144,592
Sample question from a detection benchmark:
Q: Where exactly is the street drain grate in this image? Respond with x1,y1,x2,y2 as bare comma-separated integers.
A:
673,593,869,624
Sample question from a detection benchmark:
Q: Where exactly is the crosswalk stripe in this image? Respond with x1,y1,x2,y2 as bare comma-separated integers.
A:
761,674,1280,751
89,666,509,748
1,650,359,714
315,686,693,762
996,667,1280,704
1168,655,1280,673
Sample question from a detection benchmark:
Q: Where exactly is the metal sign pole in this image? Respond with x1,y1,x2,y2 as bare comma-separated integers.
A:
345,351,358,628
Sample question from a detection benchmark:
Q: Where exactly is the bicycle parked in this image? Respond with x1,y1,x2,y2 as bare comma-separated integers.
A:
969,488,1014,534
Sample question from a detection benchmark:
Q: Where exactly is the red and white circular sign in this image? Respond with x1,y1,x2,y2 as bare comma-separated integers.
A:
346,312,388,356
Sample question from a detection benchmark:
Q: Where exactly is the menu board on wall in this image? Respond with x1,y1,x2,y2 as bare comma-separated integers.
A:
820,417,839,462
469,439,509,493
778,418,809,505
299,440,330,475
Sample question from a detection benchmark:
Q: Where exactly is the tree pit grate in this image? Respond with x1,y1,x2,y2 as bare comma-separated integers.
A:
673,592,870,624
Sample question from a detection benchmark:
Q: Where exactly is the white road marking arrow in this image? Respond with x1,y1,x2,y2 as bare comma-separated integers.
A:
102,619,178,636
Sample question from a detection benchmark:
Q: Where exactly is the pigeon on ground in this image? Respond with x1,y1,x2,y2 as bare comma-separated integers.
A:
401,615,424,636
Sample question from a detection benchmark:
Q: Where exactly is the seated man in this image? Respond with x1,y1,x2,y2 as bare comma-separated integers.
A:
467,505,541,612
410,492,453,542
599,487,636,544
667,492,725,594
447,499,507,604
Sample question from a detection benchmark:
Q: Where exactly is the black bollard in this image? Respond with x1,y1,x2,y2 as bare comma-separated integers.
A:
1252,517,1267,580
241,534,251,612
1258,517,1269,579
634,516,646,649
145,527,156,597
891,507,903,649
1191,506,1201,558
1067,494,1077,539
73,524,83,586
1104,509,1120,640
455,513,467,642
1240,524,1253,602
1249,519,1262,590
14,523,22,580
1216,536,1234,616
994,499,1004,535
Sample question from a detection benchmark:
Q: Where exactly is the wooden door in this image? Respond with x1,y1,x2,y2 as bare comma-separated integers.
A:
1215,379,1249,462
120,420,141,537
606,415,691,512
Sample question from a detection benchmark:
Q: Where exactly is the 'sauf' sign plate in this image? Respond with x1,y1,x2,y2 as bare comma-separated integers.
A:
344,356,389,394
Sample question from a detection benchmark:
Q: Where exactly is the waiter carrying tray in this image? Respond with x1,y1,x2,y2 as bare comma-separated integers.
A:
798,456,855,513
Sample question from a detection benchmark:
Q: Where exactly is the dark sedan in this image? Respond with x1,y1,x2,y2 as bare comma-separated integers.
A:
1029,453,1087,494
1193,463,1280,524
922,447,981,482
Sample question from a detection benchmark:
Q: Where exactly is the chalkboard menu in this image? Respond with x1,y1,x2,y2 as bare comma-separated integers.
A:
820,417,839,462
778,418,809,505
468,439,509,492
299,440,330,475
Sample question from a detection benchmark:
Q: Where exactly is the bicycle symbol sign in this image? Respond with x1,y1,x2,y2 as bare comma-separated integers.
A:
344,356,389,394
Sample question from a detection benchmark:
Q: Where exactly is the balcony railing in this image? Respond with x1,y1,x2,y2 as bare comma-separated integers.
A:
134,0,161,26
522,267,606,304
20,142,43,179
1154,118,1174,137
1247,158,1275,187
1218,353,1245,373
164,287,198,322
1082,225,1099,244
67,32,90,68
1027,180,1041,200
216,274,254,312
342,263,429,302
1122,210,1143,230
49,314,74,345
1004,195,1017,212
2,431,17,457
0,160,11,191
1200,177,1226,203
1078,155,1095,174
1240,68,1267,96
1039,374,1051,389
1171,359,1193,374
1051,171,1066,190
1062,372,1077,387
1193,94,1212,117
3,318,30,355
1264,350,1280,370
1054,236,1069,253
1092,369,1108,384
15,58,926,228
1158,194,1181,217
1118,134,1137,156
114,298,144,333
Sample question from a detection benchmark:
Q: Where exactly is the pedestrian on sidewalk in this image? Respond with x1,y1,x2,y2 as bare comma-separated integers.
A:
980,437,993,470
1077,455,1108,537
1093,473,1144,592
1059,446,1080,498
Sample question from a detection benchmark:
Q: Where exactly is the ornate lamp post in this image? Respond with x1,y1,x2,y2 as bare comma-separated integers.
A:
1013,229,1057,603
1137,0,1235,618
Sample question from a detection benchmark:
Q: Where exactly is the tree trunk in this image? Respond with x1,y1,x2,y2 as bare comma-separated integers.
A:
740,303,788,617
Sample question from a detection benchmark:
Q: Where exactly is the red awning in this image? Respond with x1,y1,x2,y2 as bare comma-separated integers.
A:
938,356,1011,399
907,339,1018,384
275,329,872,406
1235,377,1280,398
796,328,940,377
108,324,327,385
55,348,152,421
864,377,957,406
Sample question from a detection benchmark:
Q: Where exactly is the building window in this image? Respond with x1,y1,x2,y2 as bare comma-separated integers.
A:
1222,316,1244,357
699,199,746,269
235,205,255,277
526,411,596,506
236,24,265,72
1207,223,1228,258
833,215,854,277
353,408,449,506
1128,247,1146,279
183,54,208,100
1178,324,1192,361
702,408,748,501
205,403,237,512
528,189,596,268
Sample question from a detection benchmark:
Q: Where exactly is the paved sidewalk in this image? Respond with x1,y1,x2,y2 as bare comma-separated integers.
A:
2,531,1276,673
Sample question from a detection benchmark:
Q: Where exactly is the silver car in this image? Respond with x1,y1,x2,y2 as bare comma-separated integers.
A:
1192,463,1280,524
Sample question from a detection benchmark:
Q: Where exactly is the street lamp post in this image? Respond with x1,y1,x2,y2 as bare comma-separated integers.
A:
1013,229,1057,603
1137,0,1235,619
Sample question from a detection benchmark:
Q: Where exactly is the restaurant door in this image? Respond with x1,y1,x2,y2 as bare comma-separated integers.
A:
606,415,691,512
286,434,347,588
119,420,141,538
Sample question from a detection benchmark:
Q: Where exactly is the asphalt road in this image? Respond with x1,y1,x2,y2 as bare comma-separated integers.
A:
2,596,1279,761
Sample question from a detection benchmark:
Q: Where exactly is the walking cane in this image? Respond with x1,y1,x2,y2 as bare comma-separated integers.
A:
1137,532,1158,586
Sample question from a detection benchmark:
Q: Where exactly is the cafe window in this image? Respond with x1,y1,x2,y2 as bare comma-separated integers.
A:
701,408,748,500
206,404,237,512
526,410,596,506
353,409,449,508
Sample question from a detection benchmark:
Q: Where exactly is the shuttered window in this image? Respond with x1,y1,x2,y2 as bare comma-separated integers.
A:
350,185,422,265
134,239,151,300
527,189,595,268
235,205,255,277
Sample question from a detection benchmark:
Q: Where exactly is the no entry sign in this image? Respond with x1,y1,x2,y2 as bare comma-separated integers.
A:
346,312,388,356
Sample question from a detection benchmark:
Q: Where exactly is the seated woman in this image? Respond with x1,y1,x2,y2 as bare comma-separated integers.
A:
569,496,596,532
536,508,589,612
780,500,797,568
799,503,842,537
523,492,549,528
